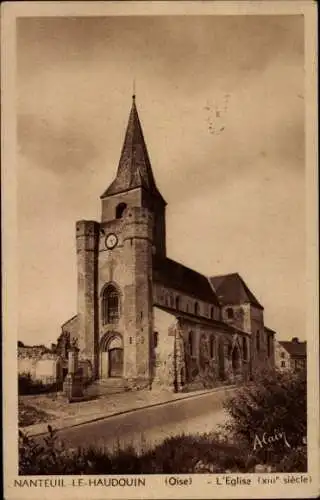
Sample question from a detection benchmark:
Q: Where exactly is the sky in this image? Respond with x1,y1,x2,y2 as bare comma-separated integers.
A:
16,14,305,346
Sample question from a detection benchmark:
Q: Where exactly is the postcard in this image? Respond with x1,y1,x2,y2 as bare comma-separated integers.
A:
2,1,318,498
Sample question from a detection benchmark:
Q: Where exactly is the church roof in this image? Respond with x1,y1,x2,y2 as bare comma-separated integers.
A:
210,273,263,310
101,95,165,203
153,256,220,305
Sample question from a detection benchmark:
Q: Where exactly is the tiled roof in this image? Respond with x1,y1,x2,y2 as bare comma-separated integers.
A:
279,340,306,357
210,273,263,310
153,256,220,305
101,96,165,204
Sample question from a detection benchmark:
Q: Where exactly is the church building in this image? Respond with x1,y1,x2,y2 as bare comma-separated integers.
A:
62,95,276,391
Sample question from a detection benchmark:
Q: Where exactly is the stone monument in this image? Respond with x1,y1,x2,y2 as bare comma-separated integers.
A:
63,338,85,402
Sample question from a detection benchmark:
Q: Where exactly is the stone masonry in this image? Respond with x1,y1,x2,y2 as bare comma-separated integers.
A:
61,95,276,392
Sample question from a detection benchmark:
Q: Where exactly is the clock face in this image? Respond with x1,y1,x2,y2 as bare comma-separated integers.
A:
105,233,118,250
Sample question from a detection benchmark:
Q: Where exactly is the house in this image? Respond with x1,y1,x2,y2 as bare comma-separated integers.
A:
275,337,307,372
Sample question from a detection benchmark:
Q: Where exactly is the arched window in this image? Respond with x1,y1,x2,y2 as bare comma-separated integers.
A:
210,336,215,358
188,331,194,356
226,307,234,319
256,330,260,352
102,285,120,324
210,307,215,320
115,203,127,219
242,336,248,361
175,296,180,310
194,302,199,316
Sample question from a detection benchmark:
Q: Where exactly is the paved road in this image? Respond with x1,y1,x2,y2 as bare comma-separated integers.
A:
48,388,235,453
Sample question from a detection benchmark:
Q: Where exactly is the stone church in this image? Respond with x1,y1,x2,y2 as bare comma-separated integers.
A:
62,95,276,391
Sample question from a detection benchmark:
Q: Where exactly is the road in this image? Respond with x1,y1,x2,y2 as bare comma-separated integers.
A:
48,387,235,453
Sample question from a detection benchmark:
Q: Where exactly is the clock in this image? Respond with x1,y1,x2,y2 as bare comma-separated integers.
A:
105,233,118,250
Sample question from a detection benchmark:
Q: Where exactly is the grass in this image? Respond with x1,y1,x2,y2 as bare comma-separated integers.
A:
18,400,53,427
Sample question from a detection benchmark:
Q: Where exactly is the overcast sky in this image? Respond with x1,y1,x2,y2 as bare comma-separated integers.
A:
16,15,305,346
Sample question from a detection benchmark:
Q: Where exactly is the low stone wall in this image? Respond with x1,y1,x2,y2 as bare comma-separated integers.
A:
18,347,63,386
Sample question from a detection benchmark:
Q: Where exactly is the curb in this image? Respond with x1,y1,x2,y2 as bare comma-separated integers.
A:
27,385,237,438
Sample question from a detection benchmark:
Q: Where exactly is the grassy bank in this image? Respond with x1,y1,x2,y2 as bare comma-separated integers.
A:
19,368,307,474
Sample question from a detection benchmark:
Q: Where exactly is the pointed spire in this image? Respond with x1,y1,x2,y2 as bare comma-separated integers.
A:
101,95,165,202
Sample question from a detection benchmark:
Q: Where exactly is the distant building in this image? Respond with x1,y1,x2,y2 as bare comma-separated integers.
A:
275,337,306,372
61,95,276,392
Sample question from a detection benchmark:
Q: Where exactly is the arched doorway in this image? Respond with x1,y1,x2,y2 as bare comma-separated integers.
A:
232,345,241,374
100,334,123,379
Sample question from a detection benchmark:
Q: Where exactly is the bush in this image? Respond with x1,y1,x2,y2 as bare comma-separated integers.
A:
18,368,307,474
19,427,256,475
223,367,307,471
18,373,59,395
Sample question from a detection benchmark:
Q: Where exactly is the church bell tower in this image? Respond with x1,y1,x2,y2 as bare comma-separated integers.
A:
100,94,167,257
76,95,166,387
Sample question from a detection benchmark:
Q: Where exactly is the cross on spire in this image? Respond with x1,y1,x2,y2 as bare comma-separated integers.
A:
132,79,136,100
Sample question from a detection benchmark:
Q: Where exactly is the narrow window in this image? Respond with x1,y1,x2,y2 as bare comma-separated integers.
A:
281,361,285,368
210,307,214,320
175,296,180,310
210,336,215,358
153,332,159,348
267,336,271,357
242,337,248,361
102,285,120,324
194,302,199,316
188,331,194,356
256,330,260,352
226,307,234,319
115,203,127,219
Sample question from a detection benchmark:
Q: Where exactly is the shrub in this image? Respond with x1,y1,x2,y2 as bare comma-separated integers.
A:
18,373,59,395
19,427,256,475
223,367,307,471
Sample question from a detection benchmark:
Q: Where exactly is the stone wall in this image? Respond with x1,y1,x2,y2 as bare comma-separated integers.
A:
152,306,251,391
61,316,79,345
221,303,251,332
152,307,176,389
18,347,63,385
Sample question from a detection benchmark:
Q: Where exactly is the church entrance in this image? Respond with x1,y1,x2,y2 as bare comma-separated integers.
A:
100,333,123,379
108,348,123,377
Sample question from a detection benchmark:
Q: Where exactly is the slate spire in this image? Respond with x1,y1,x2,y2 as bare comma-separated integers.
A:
101,95,165,203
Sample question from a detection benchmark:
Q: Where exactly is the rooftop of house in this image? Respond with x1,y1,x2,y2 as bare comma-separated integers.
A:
279,337,307,357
